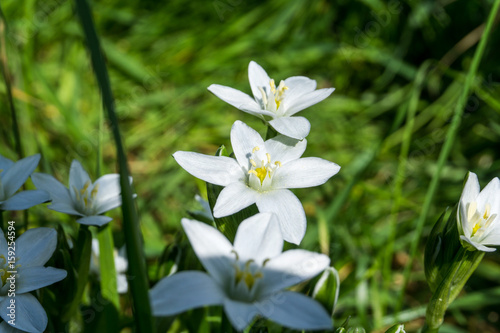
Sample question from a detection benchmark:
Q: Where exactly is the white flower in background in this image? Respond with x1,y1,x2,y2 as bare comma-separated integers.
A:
32,160,132,226
90,239,128,294
173,120,340,244
0,154,50,211
457,172,500,252
208,61,335,140
0,228,67,333
150,213,332,331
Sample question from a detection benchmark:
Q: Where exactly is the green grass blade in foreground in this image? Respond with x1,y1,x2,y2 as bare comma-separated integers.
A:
0,6,23,159
396,0,500,312
73,0,154,331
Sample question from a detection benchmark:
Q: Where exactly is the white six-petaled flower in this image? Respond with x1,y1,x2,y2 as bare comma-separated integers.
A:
0,154,50,211
0,227,67,333
173,120,340,244
32,160,132,227
208,61,335,140
150,213,332,331
457,171,500,252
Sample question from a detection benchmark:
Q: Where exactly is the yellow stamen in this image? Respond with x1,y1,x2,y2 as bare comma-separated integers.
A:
80,180,91,196
266,153,271,164
249,159,257,167
91,184,99,199
471,223,481,237
275,161,282,167
252,147,260,153
483,204,490,220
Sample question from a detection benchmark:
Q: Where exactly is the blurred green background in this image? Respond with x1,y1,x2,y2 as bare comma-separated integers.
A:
1,0,500,332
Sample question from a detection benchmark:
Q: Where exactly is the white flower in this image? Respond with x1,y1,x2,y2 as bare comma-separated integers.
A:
150,213,332,331
208,61,335,140
457,172,500,252
0,227,67,333
0,154,50,211
173,120,340,244
31,160,132,226
90,239,128,294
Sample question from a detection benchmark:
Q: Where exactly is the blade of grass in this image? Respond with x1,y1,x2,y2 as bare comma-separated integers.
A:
383,61,432,285
396,0,500,312
73,0,154,331
0,6,23,159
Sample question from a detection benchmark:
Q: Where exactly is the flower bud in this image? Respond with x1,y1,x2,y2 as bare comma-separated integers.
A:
313,266,340,316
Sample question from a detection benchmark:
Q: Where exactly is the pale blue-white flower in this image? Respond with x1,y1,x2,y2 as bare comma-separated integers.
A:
150,213,332,331
173,120,340,244
31,160,132,226
208,61,335,140
457,172,500,252
90,239,128,294
0,227,67,333
0,154,49,211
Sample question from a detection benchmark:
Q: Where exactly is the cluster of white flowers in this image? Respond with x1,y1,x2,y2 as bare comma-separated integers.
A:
0,153,129,332
151,61,339,330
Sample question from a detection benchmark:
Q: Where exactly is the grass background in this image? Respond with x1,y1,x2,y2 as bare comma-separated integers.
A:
1,0,500,332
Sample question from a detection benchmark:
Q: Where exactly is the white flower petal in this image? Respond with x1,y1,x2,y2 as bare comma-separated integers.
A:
230,120,266,170
173,152,244,186
248,61,272,103
213,182,258,218
17,266,67,294
261,249,330,295
460,235,496,252
458,203,471,238
93,174,121,202
16,228,58,268
0,190,50,211
264,135,307,165
150,271,224,316
476,177,500,213
283,76,317,96
1,154,41,198
95,195,122,215
284,88,335,116
256,190,306,244
117,273,128,294
257,291,332,330
233,213,283,264
268,116,311,140
48,202,83,216
208,84,274,118
273,157,340,189
0,154,14,170
31,173,73,205
223,298,259,332
459,172,480,206
181,219,234,284
76,215,113,226
69,160,91,195
0,293,47,333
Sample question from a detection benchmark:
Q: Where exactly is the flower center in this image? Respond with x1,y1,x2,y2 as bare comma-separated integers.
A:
0,255,20,288
234,260,263,291
73,180,99,215
258,79,288,112
247,147,281,189
467,202,496,237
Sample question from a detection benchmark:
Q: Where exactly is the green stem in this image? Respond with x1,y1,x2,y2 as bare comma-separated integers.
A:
397,0,500,312
97,225,120,310
62,224,92,321
423,248,484,332
220,311,234,333
73,0,154,331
